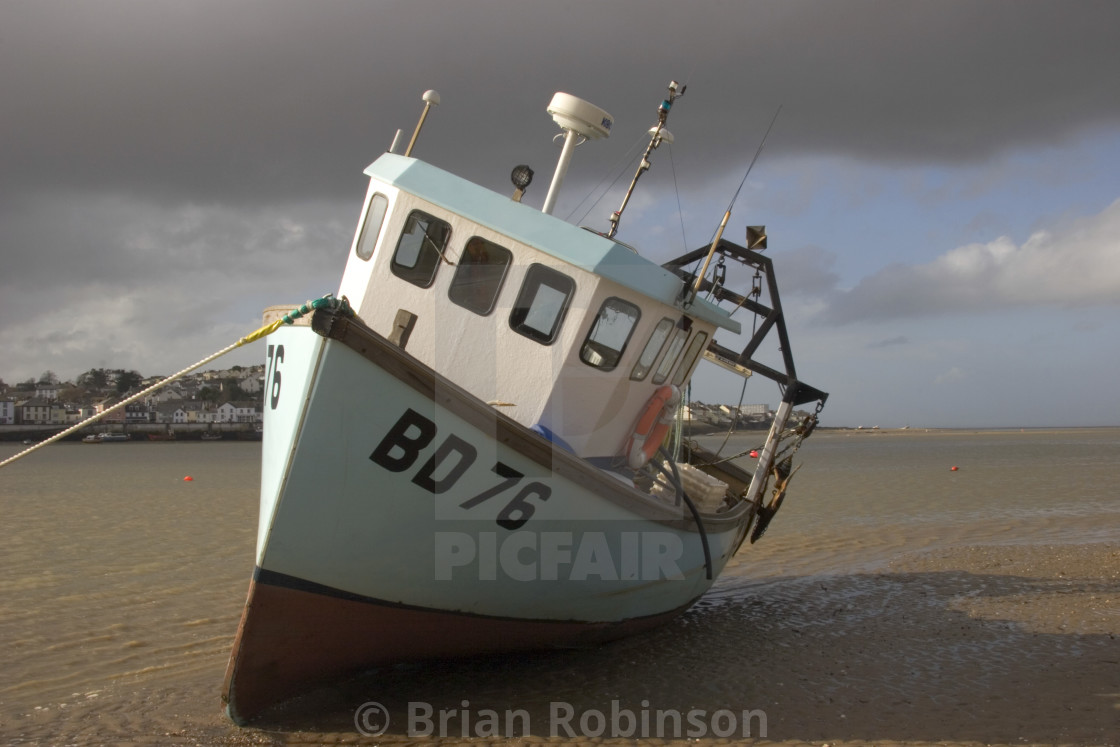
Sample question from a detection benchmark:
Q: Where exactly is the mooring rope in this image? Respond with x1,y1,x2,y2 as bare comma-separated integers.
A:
0,295,350,470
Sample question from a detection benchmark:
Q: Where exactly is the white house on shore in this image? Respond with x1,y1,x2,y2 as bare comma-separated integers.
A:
216,401,262,424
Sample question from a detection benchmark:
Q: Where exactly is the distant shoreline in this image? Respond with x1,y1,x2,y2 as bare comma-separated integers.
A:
816,425,1120,435
686,423,1120,439
0,422,260,442
5,421,1115,444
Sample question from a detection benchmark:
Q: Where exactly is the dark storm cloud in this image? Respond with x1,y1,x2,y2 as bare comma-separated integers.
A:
3,0,1119,207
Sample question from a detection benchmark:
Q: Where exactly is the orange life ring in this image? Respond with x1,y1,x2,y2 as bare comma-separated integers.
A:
624,385,681,469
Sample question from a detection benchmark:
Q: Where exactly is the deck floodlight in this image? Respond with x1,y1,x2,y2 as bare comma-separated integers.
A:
511,164,534,202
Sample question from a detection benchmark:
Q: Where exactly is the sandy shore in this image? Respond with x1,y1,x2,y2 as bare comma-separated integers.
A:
6,430,1115,746
9,542,1114,745
820,426,1120,437
156,542,1110,747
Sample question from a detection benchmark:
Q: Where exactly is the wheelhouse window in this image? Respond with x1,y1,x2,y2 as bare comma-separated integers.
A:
354,193,389,261
580,297,641,371
510,264,575,345
390,210,452,288
630,317,674,381
651,322,691,385
448,237,512,315
672,331,708,386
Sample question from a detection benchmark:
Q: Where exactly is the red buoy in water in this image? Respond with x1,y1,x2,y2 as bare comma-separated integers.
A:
950,466,959,471
749,450,759,458
184,475,194,481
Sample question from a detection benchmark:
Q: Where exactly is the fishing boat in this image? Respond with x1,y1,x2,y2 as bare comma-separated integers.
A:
97,432,130,442
200,431,223,441
223,82,827,722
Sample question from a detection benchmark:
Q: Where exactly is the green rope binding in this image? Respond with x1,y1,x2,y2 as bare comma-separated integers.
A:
281,294,352,325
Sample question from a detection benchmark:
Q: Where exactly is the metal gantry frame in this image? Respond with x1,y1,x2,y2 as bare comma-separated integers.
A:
664,238,829,541
663,238,828,409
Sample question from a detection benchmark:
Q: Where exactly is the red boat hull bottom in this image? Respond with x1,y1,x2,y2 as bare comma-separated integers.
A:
222,569,687,723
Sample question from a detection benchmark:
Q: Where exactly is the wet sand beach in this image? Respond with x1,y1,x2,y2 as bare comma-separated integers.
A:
9,542,1114,746
1,430,1118,746
184,541,1111,747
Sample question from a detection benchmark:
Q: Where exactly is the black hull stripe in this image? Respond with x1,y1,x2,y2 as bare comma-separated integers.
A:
254,566,697,626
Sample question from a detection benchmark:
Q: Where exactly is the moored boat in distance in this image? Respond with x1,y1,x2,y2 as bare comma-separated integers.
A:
223,82,827,723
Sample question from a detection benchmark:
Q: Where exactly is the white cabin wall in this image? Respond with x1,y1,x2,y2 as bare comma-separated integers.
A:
336,180,718,462
537,279,718,458
484,254,600,428
346,192,442,364
337,180,402,313
338,189,600,431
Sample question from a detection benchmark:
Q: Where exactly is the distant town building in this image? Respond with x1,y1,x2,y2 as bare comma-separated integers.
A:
736,403,770,416
216,401,262,423
94,397,128,424
19,398,53,425
174,402,210,424
125,401,151,424
35,384,60,401
239,376,263,395
146,384,184,405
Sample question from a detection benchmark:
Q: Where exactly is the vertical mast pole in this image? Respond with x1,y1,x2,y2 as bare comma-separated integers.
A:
542,129,580,215
404,90,441,158
690,106,781,298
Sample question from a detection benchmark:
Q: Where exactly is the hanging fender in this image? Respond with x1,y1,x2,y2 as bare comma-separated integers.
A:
624,385,681,469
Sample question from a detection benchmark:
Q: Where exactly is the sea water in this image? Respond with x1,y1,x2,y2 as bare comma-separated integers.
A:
1,429,1117,744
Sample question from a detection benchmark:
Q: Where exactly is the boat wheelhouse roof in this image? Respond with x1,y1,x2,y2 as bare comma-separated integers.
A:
365,153,742,335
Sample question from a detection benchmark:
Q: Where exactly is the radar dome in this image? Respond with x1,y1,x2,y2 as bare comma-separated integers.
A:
547,93,613,140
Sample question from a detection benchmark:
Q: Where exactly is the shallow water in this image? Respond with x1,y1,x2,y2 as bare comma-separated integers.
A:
1,429,1117,745
702,428,1120,577
0,442,258,744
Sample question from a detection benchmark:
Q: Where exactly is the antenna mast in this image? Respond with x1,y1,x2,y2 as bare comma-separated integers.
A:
607,80,685,239
690,105,781,297
404,90,441,157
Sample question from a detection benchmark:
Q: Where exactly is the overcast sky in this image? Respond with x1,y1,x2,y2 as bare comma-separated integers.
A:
3,0,1118,427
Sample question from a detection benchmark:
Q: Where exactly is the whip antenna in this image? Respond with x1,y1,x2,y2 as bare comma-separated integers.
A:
691,105,781,297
